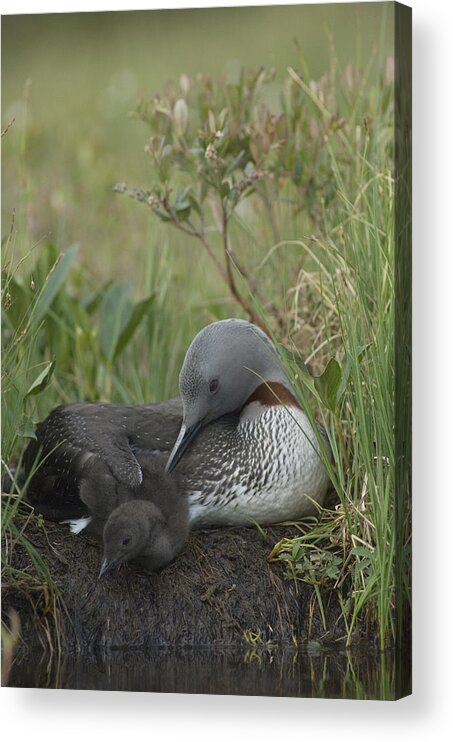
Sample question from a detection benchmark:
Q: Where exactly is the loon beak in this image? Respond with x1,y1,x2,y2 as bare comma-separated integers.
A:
165,419,203,473
98,558,116,579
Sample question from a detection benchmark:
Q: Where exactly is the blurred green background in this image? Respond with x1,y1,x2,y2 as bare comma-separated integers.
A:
2,3,393,285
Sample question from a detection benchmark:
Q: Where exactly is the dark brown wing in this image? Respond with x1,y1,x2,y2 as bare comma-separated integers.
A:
23,399,183,520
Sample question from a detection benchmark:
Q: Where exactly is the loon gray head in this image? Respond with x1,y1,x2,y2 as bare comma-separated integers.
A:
165,319,290,473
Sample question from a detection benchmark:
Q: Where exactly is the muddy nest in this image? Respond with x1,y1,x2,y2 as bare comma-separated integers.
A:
3,516,344,651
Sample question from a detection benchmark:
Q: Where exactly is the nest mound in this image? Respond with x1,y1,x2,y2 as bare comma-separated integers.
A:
4,516,343,650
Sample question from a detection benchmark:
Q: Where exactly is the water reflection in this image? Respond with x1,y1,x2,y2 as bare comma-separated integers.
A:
9,643,410,700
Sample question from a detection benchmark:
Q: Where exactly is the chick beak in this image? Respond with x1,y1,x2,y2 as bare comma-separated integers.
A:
98,557,116,579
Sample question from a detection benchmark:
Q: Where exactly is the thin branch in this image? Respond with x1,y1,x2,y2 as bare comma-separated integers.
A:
221,205,267,332
1,118,15,138
185,220,227,282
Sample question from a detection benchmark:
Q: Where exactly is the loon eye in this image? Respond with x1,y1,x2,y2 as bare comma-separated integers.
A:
208,378,219,394
122,537,131,547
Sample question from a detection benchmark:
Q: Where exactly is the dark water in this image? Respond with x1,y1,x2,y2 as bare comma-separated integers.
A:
8,644,411,700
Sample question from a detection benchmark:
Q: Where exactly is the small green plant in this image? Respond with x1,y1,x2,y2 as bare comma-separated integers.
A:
114,66,363,334
242,628,277,664
2,242,160,409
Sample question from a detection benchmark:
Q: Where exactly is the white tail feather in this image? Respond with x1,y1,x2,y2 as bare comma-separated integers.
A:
61,516,92,534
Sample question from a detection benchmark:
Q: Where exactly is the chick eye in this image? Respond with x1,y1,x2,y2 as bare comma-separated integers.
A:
122,537,131,547
208,378,219,394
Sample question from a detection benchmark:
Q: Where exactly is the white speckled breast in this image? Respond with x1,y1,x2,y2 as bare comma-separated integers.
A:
181,401,331,527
